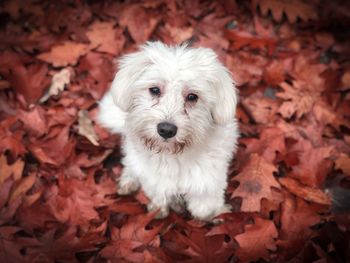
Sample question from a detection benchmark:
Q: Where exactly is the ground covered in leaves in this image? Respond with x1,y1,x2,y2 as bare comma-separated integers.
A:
0,0,350,262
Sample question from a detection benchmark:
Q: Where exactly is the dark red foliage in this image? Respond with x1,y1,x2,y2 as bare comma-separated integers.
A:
0,0,349,262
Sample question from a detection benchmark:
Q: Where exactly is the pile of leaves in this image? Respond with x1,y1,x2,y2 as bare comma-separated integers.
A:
0,0,349,262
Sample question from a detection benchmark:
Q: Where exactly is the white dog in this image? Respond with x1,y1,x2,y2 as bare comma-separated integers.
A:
98,42,239,220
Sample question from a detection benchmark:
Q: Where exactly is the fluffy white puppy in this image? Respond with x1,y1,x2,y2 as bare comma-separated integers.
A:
98,42,239,220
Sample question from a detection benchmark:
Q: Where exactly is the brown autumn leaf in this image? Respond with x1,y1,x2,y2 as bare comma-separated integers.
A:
18,106,48,137
232,154,281,212
263,60,288,86
255,0,318,23
3,62,50,104
173,228,234,263
76,110,99,146
225,29,277,54
241,127,286,163
277,196,322,261
119,4,160,43
37,41,90,67
100,212,162,262
226,51,267,86
235,217,278,262
40,68,72,103
241,90,279,124
28,126,75,166
279,177,331,205
289,139,334,187
277,80,320,119
86,21,125,55
26,226,103,262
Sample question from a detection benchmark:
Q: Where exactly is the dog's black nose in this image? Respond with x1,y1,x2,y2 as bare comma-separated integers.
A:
157,122,177,139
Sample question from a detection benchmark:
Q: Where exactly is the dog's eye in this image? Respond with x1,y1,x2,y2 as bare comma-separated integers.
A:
149,87,161,96
186,93,198,102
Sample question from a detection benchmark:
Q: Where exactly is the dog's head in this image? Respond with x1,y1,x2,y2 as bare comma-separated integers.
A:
111,42,238,154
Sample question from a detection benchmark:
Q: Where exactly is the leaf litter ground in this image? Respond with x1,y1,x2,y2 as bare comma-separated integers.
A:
0,0,349,262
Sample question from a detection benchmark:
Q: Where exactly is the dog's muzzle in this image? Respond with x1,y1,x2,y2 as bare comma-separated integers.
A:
157,122,177,139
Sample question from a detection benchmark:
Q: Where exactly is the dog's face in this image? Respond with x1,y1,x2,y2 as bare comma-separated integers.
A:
110,42,237,154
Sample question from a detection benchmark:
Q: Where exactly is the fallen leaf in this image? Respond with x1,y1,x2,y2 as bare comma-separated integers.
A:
86,21,125,55
235,217,278,262
289,139,334,187
242,127,286,162
277,80,322,119
279,177,331,205
119,4,160,43
255,0,318,23
241,90,279,124
18,106,48,137
277,196,322,260
232,154,281,212
40,68,72,103
37,41,90,67
76,110,99,146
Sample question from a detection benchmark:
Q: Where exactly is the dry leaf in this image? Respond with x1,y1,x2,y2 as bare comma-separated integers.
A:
77,110,99,146
232,154,281,212
40,68,72,103
37,41,89,67
235,217,278,262
279,177,331,205
86,21,125,55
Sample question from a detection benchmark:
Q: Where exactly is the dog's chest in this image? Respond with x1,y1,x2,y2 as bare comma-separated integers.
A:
137,152,208,195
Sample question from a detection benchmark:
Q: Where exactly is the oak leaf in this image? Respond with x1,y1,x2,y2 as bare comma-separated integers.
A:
76,110,99,146
119,5,159,43
232,154,280,212
86,21,125,55
277,80,319,119
100,212,162,262
235,217,278,262
241,127,286,162
255,0,317,23
279,177,331,205
277,196,322,260
289,139,334,187
241,91,279,124
26,226,103,262
37,41,90,67
4,62,50,104
40,68,72,103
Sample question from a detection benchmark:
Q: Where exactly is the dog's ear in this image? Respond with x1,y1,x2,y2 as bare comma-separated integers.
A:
211,66,238,125
110,50,151,111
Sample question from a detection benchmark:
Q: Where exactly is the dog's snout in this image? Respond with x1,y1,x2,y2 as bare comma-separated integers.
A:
157,122,177,139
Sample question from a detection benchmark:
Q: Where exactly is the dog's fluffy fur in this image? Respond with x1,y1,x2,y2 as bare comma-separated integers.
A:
98,42,239,220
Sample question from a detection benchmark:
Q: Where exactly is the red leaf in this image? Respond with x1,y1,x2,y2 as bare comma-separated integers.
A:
232,154,281,212
279,177,331,205
119,4,160,43
235,217,278,262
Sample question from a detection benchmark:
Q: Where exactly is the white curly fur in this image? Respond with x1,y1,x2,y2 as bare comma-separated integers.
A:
98,42,239,220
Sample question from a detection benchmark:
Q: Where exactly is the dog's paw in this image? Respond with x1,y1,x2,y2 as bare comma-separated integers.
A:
218,203,232,214
147,203,169,219
117,180,140,195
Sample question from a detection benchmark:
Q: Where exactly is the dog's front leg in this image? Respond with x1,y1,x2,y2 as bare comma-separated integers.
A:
186,192,231,221
117,167,141,195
